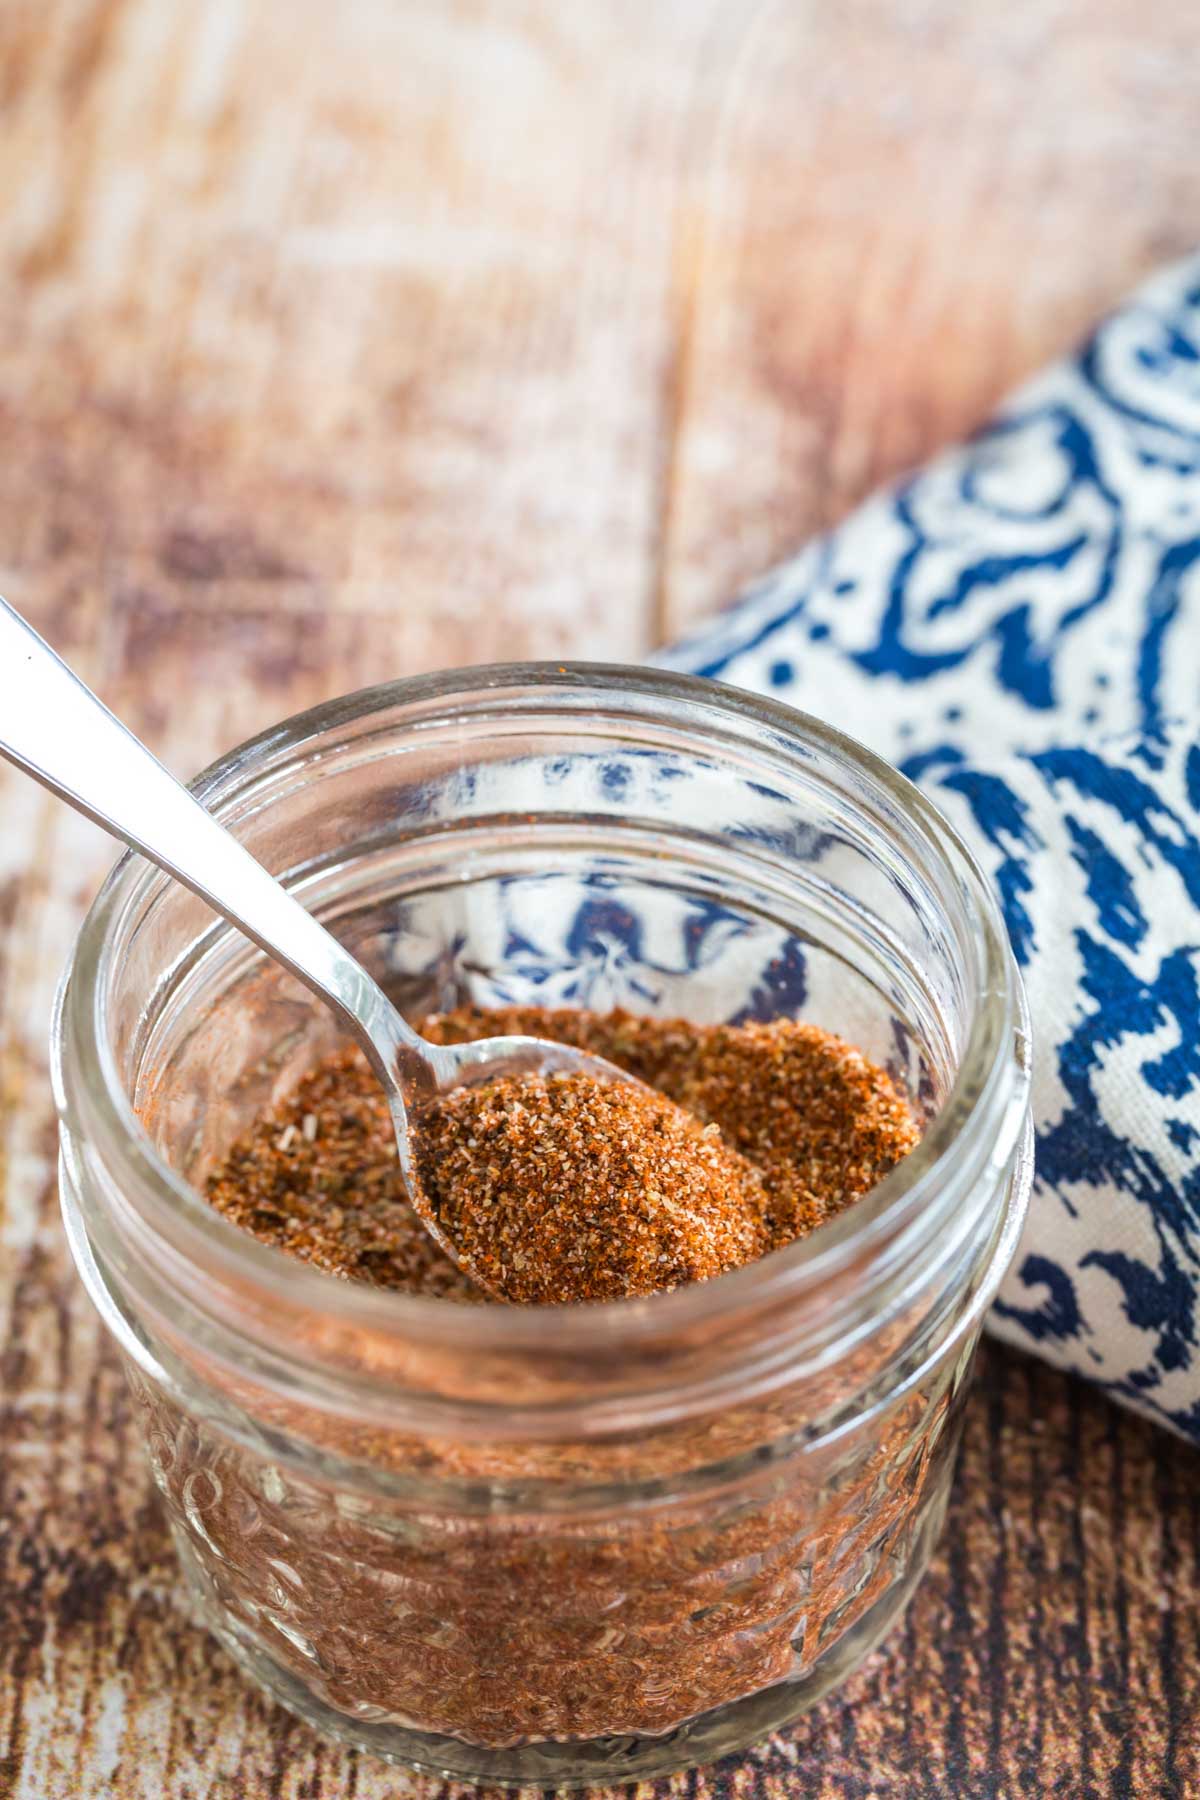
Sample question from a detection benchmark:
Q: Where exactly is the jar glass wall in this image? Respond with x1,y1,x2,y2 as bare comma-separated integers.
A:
54,666,1032,1786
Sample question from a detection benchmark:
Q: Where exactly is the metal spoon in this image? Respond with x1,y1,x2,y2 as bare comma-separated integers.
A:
0,593,633,1289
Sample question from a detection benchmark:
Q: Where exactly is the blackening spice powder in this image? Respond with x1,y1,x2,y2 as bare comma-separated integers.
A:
205,1005,920,1301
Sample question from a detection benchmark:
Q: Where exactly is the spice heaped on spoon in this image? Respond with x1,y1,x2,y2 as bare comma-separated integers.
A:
410,1068,771,1304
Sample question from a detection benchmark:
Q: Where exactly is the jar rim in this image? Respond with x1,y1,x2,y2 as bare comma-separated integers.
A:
55,661,1030,1369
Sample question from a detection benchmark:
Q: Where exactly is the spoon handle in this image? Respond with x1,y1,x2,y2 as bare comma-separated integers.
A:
0,594,409,1062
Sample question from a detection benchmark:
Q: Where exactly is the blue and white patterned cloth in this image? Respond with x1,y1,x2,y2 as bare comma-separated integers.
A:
663,255,1200,1441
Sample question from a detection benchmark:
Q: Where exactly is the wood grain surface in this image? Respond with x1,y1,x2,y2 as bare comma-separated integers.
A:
1,2,1198,1796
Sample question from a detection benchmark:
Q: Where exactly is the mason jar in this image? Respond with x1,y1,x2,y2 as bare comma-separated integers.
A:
53,664,1032,1786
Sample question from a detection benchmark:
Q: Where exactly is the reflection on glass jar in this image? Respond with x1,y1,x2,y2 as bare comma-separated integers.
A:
55,665,1031,1786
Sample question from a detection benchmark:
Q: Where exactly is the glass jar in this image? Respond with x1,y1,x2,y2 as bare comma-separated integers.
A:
53,664,1032,1786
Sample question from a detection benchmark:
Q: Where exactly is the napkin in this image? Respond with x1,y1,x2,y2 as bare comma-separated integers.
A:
662,256,1200,1441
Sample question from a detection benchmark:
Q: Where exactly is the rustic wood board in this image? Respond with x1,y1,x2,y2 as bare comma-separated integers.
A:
1,2,1198,1796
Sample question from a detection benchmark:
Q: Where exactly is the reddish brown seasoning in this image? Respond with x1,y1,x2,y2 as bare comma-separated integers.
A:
426,1006,923,1247
204,1005,921,1302
411,1069,769,1303
203,1045,477,1299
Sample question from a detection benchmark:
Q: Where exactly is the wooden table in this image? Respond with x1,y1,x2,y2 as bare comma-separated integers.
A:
1,3,1198,1795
